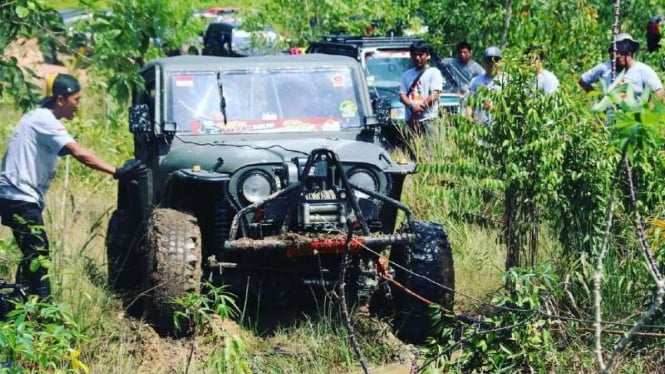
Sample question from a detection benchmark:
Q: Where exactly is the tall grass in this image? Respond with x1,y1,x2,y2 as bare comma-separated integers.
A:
398,120,511,303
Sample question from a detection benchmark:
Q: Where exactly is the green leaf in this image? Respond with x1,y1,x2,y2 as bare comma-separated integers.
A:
15,6,29,19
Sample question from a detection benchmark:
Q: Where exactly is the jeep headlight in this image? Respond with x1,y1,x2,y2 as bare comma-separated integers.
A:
240,171,274,204
348,169,378,194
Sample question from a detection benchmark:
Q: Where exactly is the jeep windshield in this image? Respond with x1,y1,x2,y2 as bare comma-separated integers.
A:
168,67,363,134
363,50,411,88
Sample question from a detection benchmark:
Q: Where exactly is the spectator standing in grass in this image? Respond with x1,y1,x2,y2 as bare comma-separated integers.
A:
466,46,505,123
578,33,664,100
441,41,485,94
0,73,147,300
526,45,559,94
399,40,443,136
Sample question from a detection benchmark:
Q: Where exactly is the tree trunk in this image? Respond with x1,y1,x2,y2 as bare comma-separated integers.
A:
501,0,513,47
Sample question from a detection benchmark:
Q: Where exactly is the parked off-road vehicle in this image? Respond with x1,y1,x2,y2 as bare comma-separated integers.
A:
107,54,454,343
201,21,281,57
307,35,463,121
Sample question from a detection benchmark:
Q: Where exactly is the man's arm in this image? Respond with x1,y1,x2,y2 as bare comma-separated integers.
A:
399,92,412,107
655,88,665,100
578,78,595,93
578,62,608,93
644,65,665,100
421,89,441,110
63,141,116,175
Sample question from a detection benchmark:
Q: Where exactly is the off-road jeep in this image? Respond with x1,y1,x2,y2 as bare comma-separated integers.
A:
307,35,463,121
107,54,454,342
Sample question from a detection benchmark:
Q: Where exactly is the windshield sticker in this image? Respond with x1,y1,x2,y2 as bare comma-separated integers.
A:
192,118,342,134
175,75,194,87
374,50,410,58
339,100,357,118
331,75,345,87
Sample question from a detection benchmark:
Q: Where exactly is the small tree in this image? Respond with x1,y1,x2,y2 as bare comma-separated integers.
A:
0,0,60,110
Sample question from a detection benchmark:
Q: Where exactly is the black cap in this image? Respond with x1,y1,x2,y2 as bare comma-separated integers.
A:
39,73,81,107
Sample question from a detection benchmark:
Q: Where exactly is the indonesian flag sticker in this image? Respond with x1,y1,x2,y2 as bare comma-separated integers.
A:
175,75,194,87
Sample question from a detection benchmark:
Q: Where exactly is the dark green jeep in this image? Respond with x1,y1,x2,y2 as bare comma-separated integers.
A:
107,54,454,342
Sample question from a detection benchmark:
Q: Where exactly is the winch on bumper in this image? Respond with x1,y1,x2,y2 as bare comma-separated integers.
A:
217,148,418,261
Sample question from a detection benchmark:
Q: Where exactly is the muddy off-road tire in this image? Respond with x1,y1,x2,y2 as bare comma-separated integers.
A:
143,208,202,337
390,220,455,344
106,209,142,293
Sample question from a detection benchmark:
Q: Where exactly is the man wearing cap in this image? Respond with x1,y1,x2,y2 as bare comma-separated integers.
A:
0,73,147,300
441,41,485,94
466,46,505,123
399,40,444,135
578,33,664,100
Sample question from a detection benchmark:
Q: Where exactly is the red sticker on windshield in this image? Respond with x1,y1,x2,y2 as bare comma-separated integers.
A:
331,75,345,87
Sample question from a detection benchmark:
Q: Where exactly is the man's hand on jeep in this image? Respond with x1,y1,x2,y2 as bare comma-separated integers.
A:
114,160,148,180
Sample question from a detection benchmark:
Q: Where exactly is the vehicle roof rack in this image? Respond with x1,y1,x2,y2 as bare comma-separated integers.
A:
316,35,423,47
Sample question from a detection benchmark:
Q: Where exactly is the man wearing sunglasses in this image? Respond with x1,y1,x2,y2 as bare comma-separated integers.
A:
466,46,505,123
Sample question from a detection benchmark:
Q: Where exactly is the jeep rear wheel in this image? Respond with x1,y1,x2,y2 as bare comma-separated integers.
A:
106,209,142,293
143,208,202,337
390,220,455,344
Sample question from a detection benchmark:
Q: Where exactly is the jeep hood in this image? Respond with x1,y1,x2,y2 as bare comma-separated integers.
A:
160,135,394,174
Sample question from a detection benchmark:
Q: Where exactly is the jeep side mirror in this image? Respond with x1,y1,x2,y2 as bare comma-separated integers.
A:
371,97,391,126
128,104,152,133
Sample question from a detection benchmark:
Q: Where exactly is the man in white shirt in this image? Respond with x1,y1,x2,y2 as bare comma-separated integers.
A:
527,45,559,94
0,73,147,299
399,40,444,136
578,33,664,101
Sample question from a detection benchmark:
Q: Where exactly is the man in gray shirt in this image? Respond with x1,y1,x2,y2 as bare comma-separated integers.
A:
441,41,485,94
0,73,146,299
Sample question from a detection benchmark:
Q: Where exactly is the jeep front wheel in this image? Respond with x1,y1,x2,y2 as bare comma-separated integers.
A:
390,220,455,344
143,208,202,336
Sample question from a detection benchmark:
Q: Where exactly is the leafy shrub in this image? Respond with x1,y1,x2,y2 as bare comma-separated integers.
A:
424,264,560,372
0,298,90,372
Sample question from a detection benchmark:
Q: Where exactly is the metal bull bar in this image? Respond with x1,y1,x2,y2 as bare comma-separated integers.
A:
223,232,416,257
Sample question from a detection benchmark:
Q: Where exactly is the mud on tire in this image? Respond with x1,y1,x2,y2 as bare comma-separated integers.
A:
143,208,202,337
390,220,455,344
106,209,142,293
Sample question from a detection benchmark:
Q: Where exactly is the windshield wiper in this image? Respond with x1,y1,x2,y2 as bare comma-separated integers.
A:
217,72,228,124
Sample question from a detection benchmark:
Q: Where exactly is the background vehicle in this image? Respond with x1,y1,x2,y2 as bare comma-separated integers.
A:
201,21,282,57
193,6,240,23
107,54,454,343
307,35,463,123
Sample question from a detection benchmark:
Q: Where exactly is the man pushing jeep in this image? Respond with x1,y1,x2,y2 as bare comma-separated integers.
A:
0,73,146,299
